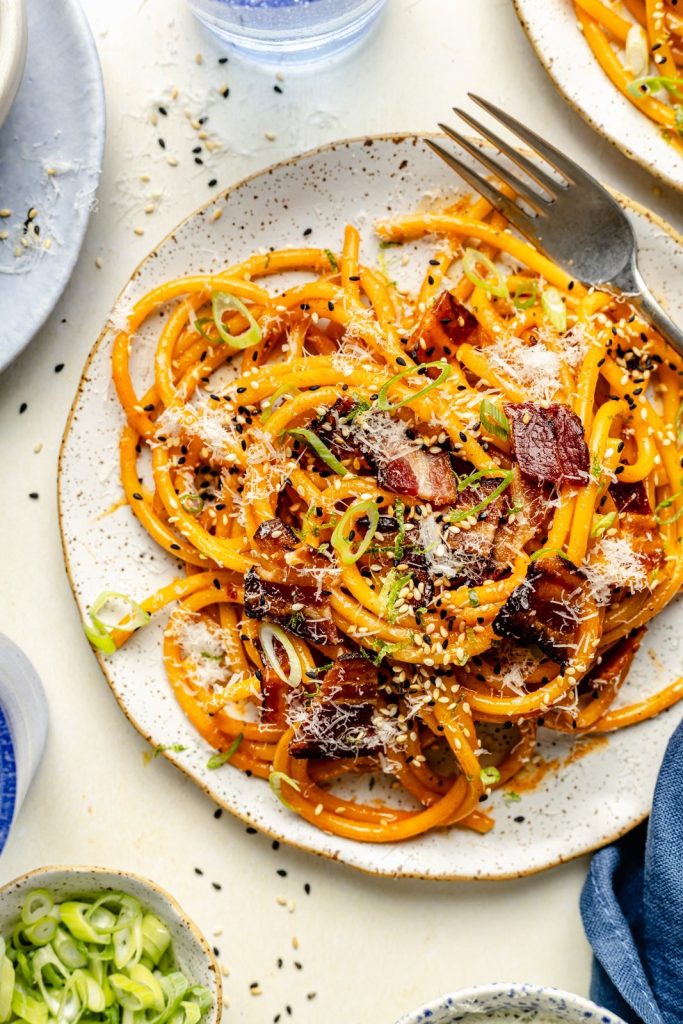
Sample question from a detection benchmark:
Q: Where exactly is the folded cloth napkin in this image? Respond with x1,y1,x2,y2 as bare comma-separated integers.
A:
580,720,683,1024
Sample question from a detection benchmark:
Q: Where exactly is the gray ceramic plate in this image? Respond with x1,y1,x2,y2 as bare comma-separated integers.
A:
0,0,105,373
59,134,683,880
513,0,683,193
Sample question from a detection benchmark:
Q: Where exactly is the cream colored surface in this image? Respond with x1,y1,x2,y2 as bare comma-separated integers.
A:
1,1,681,1021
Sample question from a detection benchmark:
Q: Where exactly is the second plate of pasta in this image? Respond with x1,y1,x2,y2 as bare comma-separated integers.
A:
513,0,683,193
59,134,683,879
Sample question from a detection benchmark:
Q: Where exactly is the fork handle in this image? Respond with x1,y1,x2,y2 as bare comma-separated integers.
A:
613,261,683,361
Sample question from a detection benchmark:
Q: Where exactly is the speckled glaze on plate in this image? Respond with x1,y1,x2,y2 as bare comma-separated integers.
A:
512,0,683,193
0,866,221,1023
395,982,625,1024
59,134,683,880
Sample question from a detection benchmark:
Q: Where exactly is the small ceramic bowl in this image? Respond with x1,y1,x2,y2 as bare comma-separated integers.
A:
0,866,222,1024
0,0,27,128
395,983,626,1024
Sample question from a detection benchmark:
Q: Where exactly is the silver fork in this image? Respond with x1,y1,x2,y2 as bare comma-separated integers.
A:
426,94,683,356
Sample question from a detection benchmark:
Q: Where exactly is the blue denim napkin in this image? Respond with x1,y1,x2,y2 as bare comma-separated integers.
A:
580,720,683,1024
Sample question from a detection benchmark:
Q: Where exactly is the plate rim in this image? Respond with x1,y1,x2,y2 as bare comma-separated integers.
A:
58,131,683,881
511,0,683,194
0,0,106,373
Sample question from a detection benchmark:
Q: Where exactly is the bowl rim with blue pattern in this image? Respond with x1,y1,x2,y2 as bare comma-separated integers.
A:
394,982,626,1024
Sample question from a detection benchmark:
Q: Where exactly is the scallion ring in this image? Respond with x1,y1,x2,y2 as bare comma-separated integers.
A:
625,24,649,78
375,361,452,412
84,591,150,656
268,770,301,811
178,492,204,515
446,472,513,525
541,287,567,332
480,765,501,786
462,247,509,299
590,511,617,538
211,291,262,349
261,384,301,424
288,427,349,476
512,280,538,310
331,499,380,565
258,623,302,687
479,399,510,441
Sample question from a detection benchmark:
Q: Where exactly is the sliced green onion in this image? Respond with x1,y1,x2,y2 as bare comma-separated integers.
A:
379,570,412,624
467,589,480,607
541,287,567,332
359,639,401,666
207,733,243,769
261,384,300,424
446,472,513,525
331,499,380,565
11,981,47,1024
211,292,262,349
456,468,488,492
654,493,683,525
178,493,204,516
21,892,54,927
346,398,371,422
479,399,510,441
480,765,501,787
462,247,509,299
529,546,573,563
512,280,538,310
141,915,171,967
52,928,88,970
192,317,215,342
109,966,163,1013
21,919,57,948
0,956,14,1022
288,428,349,476
375,361,452,412
625,24,649,78
60,904,110,946
591,511,617,538
323,248,339,272
626,75,683,102
259,622,302,687
503,790,522,804
84,592,151,656
72,969,106,1013
268,770,301,811
152,744,187,758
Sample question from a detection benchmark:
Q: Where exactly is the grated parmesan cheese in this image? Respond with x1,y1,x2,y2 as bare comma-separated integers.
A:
582,536,649,605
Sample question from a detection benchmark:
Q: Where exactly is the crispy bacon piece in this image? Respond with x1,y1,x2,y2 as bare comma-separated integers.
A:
308,396,359,463
289,701,381,759
378,450,457,505
607,482,663,571
493,556,585,666
505,402,589,486
243,567,343,646
609,481,650,516
253,518,298,555
581,629,643,698
260,668,289,726
493,469,550,572
411,292,481,363
320,653,379,701
445,477,510,584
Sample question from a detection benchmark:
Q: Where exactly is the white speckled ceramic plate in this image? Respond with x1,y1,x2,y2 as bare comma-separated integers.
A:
395,982,625,1024
512,0,683,193
0,0,105,373
59,134,683,880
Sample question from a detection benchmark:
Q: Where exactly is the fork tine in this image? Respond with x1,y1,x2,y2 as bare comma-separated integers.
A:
452,107,562,199
424,139,536,238
438,121,549,214
469,94,600,188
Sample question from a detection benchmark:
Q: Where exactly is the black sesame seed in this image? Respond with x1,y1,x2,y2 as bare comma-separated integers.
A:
54,363,64,373
302,227,312,236
194,867,204,875
208,178,217,187
19,402,27,414
213,808,222,819
194,157,204,165
29,493,39,500
132,492,143,501
274,84,283,93
246,826,257,834
158,138,166,149
514,815,525,823
211,882,222,890
304,883,311,894
276,868,287,877
218,56,228,63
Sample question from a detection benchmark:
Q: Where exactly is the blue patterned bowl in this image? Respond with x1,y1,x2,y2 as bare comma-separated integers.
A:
394,983,626,1024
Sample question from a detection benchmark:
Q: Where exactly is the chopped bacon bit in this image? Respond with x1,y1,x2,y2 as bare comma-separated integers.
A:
254,517,298,554
320,653,379,701
243,567,343,646
609,481,650,516
378,450,456,505
289,702,381,759
608,482,663,571
581,629,644,698
505,402,589,485
493,556,585,666
493,469,549,572
446,477,509,584
308,396,359,461
411,292,481,364
260,669,289,726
